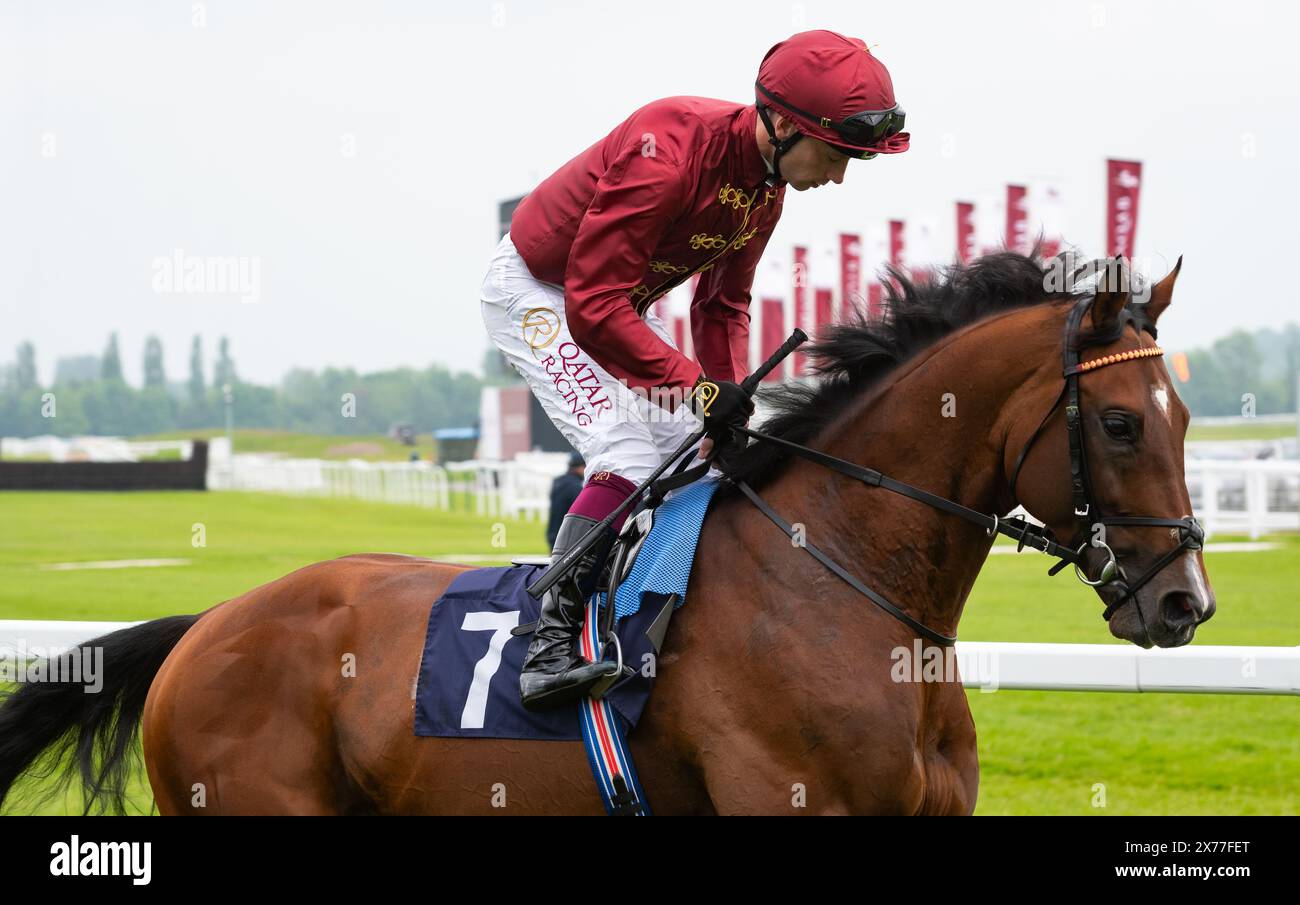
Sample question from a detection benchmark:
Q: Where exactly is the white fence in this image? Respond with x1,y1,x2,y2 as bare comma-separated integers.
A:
6,436,1298,536
205,453,1300,537
207,450,570,521
1,620,1295,696
0,435,194,462
1185,458,1300,538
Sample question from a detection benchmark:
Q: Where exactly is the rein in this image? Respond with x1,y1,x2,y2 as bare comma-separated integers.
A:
726,296,1204,646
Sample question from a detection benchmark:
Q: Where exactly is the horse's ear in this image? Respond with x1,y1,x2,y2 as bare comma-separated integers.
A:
1145,255,1182,324
1089,256,1131,329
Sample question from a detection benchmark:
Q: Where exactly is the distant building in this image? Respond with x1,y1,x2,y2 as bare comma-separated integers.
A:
433,426,479,464
53,355,100,384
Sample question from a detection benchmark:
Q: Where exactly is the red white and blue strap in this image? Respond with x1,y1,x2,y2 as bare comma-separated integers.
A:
578,600,650,816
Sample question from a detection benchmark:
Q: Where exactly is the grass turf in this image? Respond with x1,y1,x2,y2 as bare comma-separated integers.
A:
0,490,1295,815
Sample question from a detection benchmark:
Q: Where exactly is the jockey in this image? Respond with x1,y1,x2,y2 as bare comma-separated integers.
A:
479,29,910,711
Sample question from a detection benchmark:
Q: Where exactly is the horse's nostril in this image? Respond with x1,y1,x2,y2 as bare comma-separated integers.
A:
1159,591,1202,628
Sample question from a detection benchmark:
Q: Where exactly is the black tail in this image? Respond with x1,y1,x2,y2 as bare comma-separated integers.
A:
0,614,200,815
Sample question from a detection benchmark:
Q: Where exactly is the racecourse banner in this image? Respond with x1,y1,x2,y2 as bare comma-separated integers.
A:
888,219,906,273
868,281,882,321
1037,183,1064,259
956,201,977,264
760,296,785,383
792,246,809,374
814,287,832,339
1106,158,1143,258
1005,184,1030,254
885,219,907,322
839,232,861,323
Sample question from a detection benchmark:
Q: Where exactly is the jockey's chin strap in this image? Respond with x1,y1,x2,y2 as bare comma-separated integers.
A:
756,103,796,187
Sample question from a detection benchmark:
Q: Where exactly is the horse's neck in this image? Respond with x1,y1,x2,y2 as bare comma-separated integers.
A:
763,310,1058,638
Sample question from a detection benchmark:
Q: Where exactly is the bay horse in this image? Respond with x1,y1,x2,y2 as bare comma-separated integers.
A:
0,252,1214,816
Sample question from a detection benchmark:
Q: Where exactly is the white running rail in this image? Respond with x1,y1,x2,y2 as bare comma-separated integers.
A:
2,621,1296,696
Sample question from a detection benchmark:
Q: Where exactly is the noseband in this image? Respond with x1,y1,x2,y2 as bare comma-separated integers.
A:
1007,296,1204,623
690,293,1205,646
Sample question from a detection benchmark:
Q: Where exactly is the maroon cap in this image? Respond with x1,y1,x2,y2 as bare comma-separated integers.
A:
756,29,909,155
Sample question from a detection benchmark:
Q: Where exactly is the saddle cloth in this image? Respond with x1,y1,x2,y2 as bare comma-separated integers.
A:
413,476,722,741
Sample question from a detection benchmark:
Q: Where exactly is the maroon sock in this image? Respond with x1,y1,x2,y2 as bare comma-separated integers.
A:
567,471,637,533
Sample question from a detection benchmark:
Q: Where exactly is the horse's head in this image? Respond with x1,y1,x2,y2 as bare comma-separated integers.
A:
1008,257,1215,648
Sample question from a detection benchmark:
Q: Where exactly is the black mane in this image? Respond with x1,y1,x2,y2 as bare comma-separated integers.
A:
719,247,1124,491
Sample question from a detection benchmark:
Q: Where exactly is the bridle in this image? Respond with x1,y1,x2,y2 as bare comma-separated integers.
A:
1007,295,1205,627
655,293,1205,647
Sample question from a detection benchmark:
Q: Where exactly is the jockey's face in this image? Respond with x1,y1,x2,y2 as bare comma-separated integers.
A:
764,110,852,192
781,134,851,191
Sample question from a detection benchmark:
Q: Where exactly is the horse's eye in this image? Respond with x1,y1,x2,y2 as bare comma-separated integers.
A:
1102,413,1137,441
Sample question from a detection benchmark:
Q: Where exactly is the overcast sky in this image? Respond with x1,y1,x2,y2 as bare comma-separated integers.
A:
2,0,1297,386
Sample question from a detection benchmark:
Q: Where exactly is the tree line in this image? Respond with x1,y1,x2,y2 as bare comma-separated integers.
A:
0,323,1295,438
1176,324,1300,416
0,334,497,438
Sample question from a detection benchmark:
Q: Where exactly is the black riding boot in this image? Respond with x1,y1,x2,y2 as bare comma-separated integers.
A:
519,512,621,712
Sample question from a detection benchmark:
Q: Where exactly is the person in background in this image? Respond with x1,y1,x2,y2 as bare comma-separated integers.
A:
546,452,586,551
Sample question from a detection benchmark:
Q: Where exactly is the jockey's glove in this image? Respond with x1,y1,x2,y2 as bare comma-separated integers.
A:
690,375,754,439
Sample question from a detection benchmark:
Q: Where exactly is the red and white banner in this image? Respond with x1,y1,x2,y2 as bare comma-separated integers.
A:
868,282,883,322
956,202,977,264
840,233,862,322
1106,159,1143,259
888,220,906,272
1036,183,1064,259
814,287,833,340
879,220,907,324
760,297,786,383
792,246,810,374
1005,184,1030,255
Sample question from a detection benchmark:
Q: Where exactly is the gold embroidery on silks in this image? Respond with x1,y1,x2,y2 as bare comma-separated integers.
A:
717,183,755,212
730,227,759,252
689,233,727,251
648,260,689,275
632,184,775,316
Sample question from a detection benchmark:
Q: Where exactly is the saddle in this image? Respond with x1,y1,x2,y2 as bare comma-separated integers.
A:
414,473,719,736
510,496,667,691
